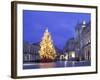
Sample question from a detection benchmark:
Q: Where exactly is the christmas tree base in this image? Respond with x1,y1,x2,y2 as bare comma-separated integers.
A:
40,59,55,62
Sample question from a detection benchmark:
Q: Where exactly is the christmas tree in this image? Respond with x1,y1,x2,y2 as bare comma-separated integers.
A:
39,28,56,62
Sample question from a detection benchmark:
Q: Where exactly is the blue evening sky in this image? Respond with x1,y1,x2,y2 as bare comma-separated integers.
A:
23,10,90,49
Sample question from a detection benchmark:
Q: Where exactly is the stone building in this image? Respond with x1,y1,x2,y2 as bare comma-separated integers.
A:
23,42,40,62
63,37,76,60
81,22,91,60
75,21,91,61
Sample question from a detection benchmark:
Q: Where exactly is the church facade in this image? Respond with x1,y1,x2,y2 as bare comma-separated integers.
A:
75,21,91,61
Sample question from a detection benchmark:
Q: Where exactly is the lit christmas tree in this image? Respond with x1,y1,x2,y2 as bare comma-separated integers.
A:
39,28,57,62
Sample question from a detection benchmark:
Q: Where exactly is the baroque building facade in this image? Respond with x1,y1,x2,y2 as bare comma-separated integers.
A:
63,37,76,60
75,21,91,61
63,21,91,61
23,41,40,62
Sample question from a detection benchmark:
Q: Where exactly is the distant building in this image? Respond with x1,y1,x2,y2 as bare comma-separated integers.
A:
81,22,91,60
75,21,91,60
23,41,31,62
30,42,40,61
63,37,76,60
23,42,40,62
